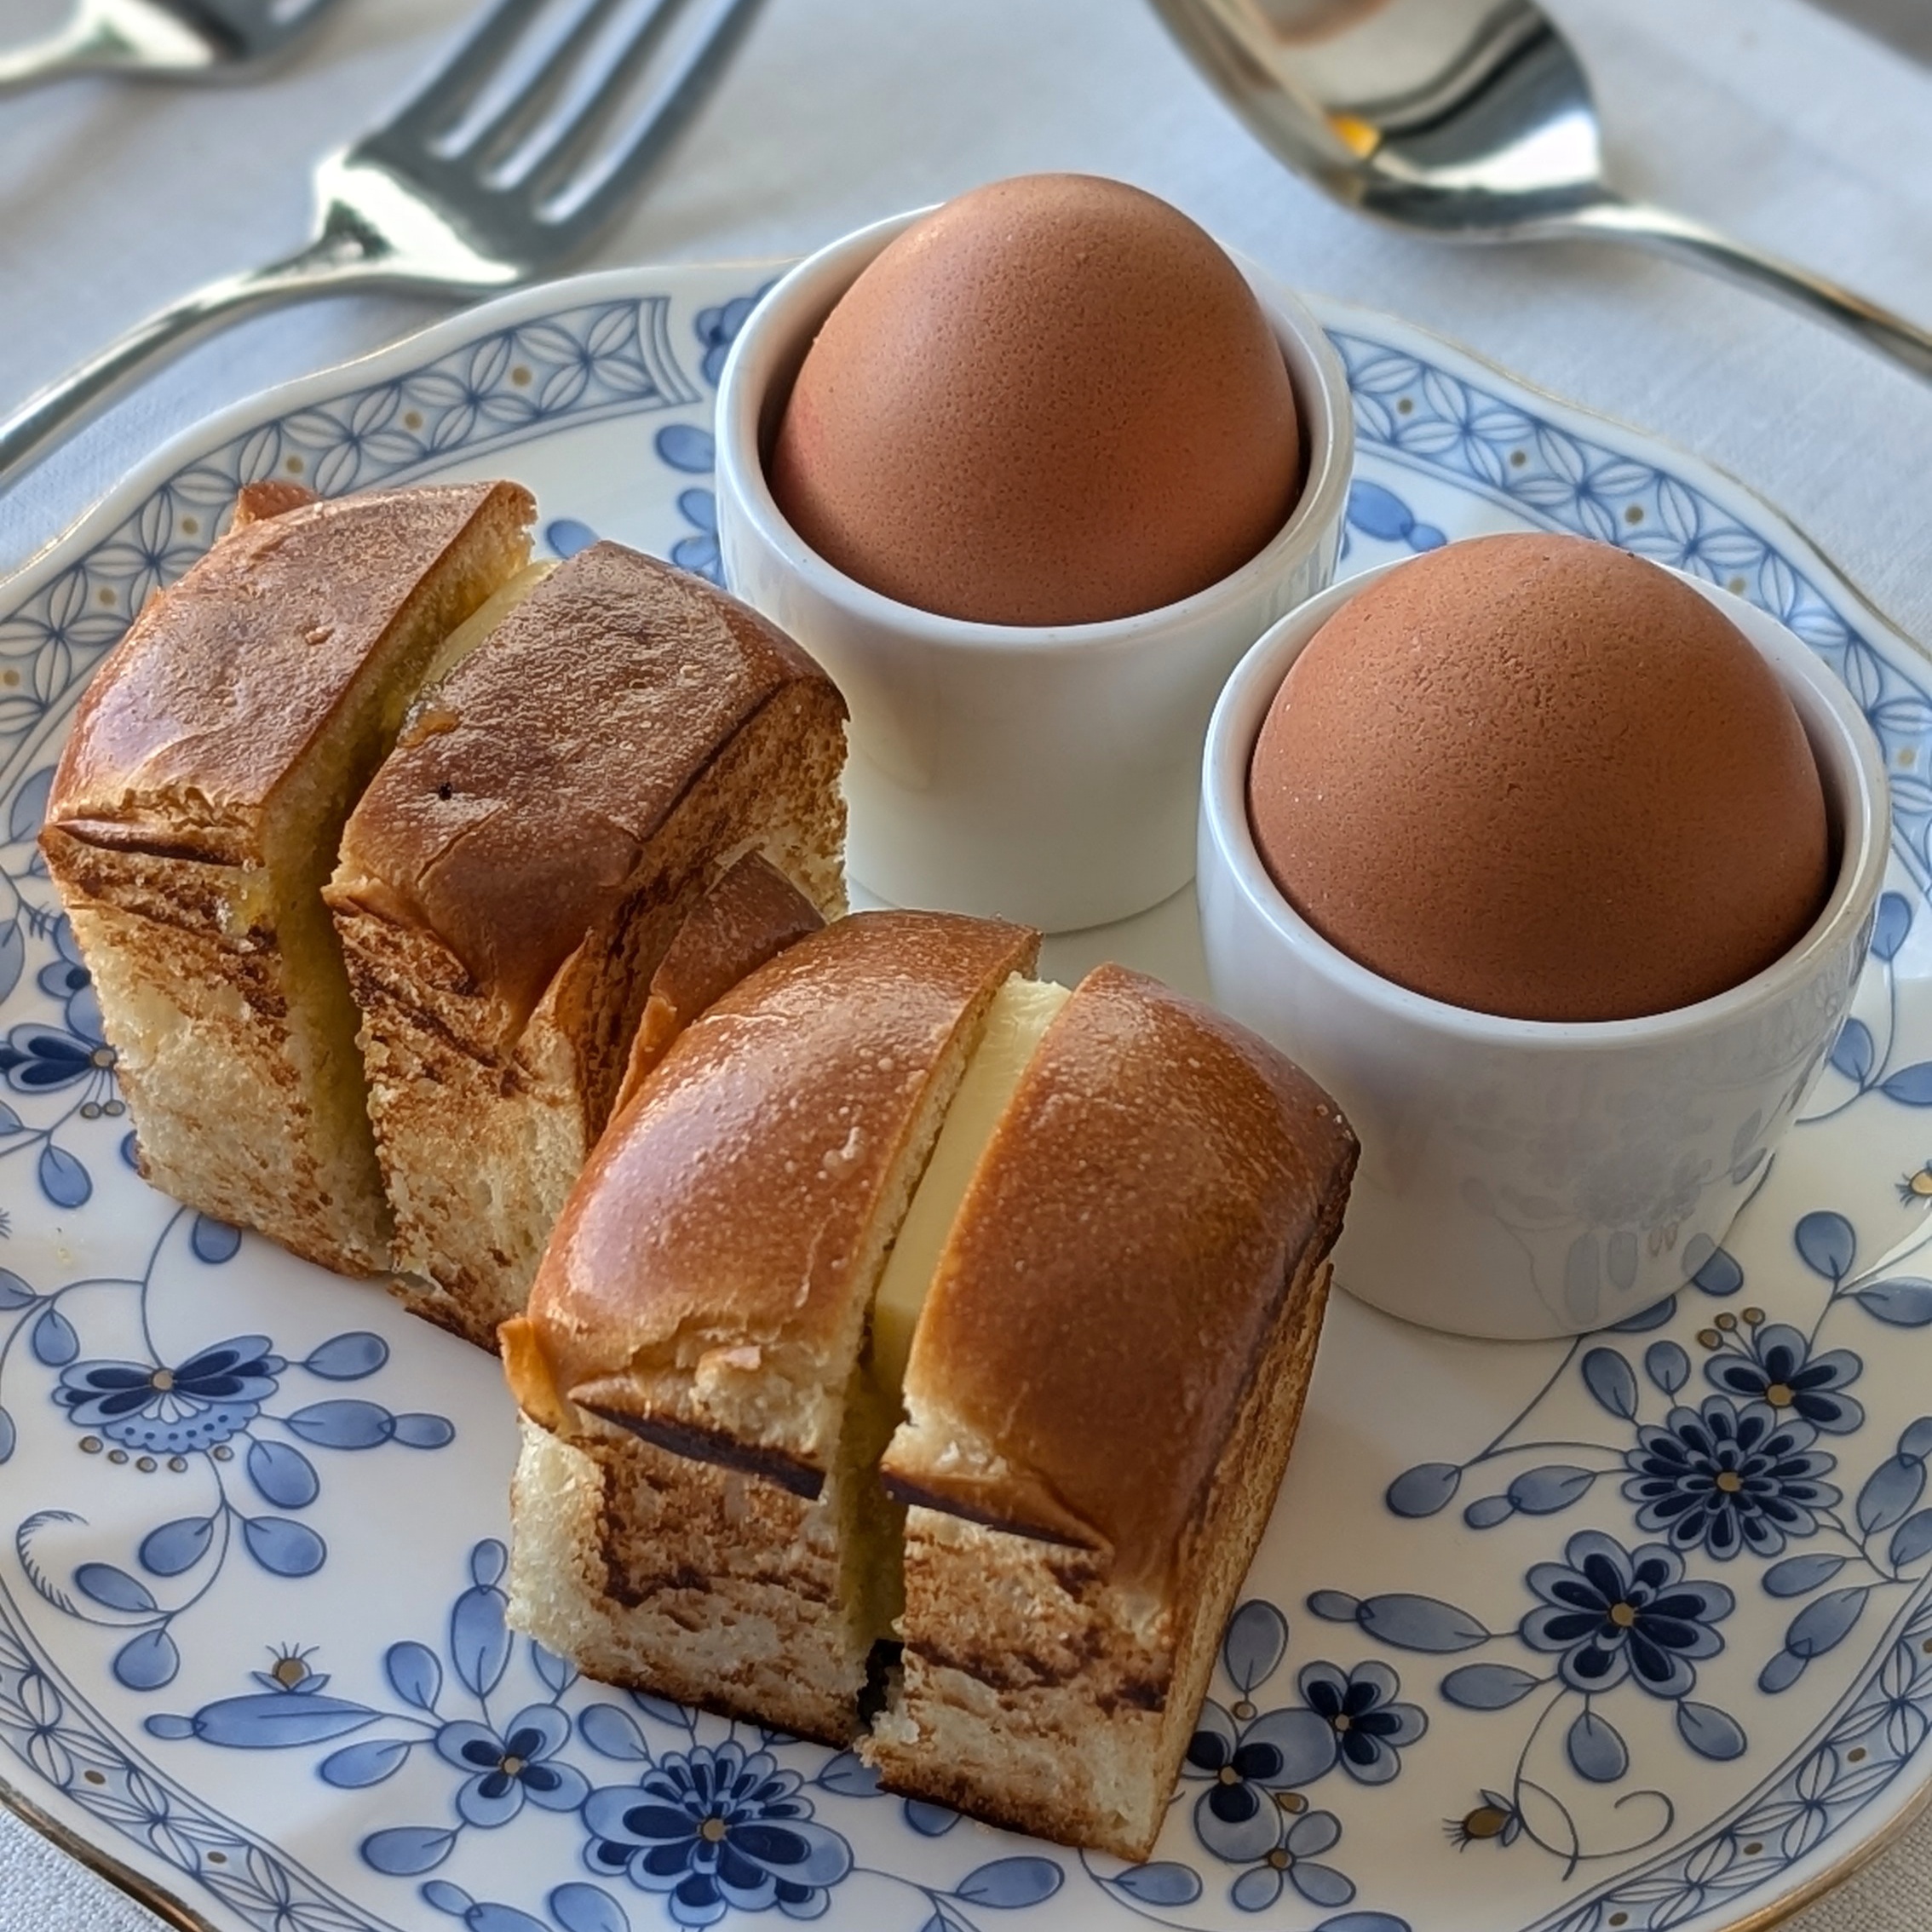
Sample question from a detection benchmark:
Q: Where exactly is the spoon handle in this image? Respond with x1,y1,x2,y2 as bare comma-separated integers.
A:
1564,198,1932,382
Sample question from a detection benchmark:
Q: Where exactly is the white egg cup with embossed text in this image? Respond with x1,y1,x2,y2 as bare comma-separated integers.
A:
1199,559,1890,1342
713,210,1354,932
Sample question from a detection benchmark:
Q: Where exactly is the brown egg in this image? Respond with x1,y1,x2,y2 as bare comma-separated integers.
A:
768,175,1302,627
1247,534,1831,1021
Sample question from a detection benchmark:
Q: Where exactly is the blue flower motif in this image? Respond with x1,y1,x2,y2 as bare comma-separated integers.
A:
35,916,104,1044
0,1020,112,1092
1521,1530,1733,1699
1220,1806,1354,1912
434,1704,588,1827
1623,1396,1839,1560
54,1335,283,1452
583,1740,852,1926
1187,1659,1425,1824
1704,1321,1864,1434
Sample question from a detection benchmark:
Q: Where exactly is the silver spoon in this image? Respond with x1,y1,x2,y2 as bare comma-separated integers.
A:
0,0,342,93
1149,0,1932,380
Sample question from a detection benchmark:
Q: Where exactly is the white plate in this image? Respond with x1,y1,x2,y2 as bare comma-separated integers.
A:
3,263,1932,1932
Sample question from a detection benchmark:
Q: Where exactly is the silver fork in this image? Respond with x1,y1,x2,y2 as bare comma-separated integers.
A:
0,0,341,94
0,0,763,492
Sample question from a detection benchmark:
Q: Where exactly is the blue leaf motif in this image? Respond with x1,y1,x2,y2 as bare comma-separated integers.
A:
1507,1465,1597,1515
0,922,20,1008
952,1857,1063,1908
75,1562,157,1613
1576,1352,1638,1429
1676,1700,1746,1761
1441,1664,1541,1710
451,1581,511,1698
1567,1710,1628,1783
472,1540,508,1587
189,1216,242,1263
0,1269,34,1309
815,1751,880,1796
1854,1279,1932,1326
385,1642,441,1711
654,423,716,473
362,1826,458,1875
905,1800,959,1836
112,1627,179,1690
1763,1553,1847,1597
422,1882,473,1917
320,1739,411,1787
578,1701,651,1761
1759,1649,1808,1694
1873,891,1912,960
1785,1587,1869,1662
1352,1593,1489,1652
1113,1864,1202,1906
1386,1461,1461,1518
390,1412,455,1448
1307,1591,1361,1624
1345,480,1418,541
1891,1511,1932,1567
1463,1495,1515,1529
241,1515,325,1577
1795,1212,1857,1281
466,1908,549,1932
37,1143,90,1209
0,1407,12,1463
31,1306,78,1366
531,1640,575,1696
181,1691,378,1746
1312,1919,1412,1932
285,1400,394,1447
1830,1017,1876,1083
549,1885,632,1932
1690,1245,1745,1297
1900,1417,1932,1461
139,1516,214,1578
1858,1455,1925,1533
1613,1295,1680,1331
1883,1064,1932,1106
1646,1341,1691,1394
302,1332,388,1380
1222,1599,1288,1691
246,1440,319,1510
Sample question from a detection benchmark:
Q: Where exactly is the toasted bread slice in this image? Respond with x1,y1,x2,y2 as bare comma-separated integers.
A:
326,543,848,1347
502,911,1038,1742
870,966,1356,1858
39,480,533,1274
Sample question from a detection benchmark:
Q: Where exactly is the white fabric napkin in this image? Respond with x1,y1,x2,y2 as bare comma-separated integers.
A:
2,0,1931,1926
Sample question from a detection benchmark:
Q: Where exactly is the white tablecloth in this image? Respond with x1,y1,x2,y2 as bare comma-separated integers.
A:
3,0,1931,1924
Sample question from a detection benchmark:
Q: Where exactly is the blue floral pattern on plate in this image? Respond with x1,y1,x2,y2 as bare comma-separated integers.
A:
2,266,1931,1932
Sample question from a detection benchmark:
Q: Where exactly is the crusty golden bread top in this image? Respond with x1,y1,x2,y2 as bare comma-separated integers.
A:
613,851,825,1118
330,542,847,1027
509,911,1038,1487
48,482,533,865
883,964,1356,1591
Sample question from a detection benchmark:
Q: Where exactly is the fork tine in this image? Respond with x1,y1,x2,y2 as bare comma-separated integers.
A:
527,0,762,228
462,0,635,169
388,0,555,136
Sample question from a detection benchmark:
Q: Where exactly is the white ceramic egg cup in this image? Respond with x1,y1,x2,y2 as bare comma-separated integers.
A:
1199,561,1890,1342
714,210,1354,933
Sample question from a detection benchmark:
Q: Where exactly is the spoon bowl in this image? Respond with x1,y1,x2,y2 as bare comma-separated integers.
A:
1150,0,1932,378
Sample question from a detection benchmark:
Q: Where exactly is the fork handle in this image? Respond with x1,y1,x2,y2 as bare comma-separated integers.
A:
1559,196,1932,382
0,13,199,92
0,233,384,497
